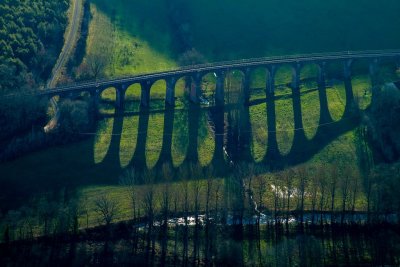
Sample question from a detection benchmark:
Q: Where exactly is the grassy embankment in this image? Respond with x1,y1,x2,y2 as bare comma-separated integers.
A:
85,4,215,169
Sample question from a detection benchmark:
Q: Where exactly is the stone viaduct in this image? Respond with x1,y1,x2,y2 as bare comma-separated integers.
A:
36,50,400,110
16,50,400,174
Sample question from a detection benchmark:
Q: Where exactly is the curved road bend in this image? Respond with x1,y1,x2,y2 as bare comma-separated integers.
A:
45,0,83,131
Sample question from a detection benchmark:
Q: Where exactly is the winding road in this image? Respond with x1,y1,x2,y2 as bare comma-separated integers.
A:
44,0,83,132
47,0,83,88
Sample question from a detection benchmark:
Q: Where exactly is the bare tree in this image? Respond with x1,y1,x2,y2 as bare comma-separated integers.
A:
5,210,21,241
85,48,110,79
211,178,223,264
340,167,352,225
205,173,214,264
310,171,319,225
181,175,190,265
120,169,138,222
213,178,222,225
119,169,141,255
355,126,374,223
171,182,181,263
38,198,57,235
68,200,80,235
349,171,359,223
20,206,36,240
142,171,157,262
283,169,295,227
143,172,156,224
317,165,328,225
296,166,308,225
192,178,203,264
160,164,172,266
329,165,339,224
94,195,119,227
252,175,268,225
243,164,256,221
271,174,281,225
80,196,90,229
178,48,207,67
205,171,214,222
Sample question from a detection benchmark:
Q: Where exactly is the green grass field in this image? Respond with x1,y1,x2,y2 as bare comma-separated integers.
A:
77,176,225,228
90,0,400,61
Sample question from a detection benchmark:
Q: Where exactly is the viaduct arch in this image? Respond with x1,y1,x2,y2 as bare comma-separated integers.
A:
10,50,400,175
33,50,400,112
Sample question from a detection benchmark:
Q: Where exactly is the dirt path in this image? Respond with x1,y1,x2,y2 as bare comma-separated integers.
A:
45,0,84,132
47,0,83,88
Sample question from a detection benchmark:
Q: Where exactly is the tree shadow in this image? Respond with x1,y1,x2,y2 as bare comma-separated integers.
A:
0,80,361,213
98,79,360,178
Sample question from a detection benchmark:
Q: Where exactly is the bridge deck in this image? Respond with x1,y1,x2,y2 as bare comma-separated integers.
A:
2,50,400,98
46,50,400,92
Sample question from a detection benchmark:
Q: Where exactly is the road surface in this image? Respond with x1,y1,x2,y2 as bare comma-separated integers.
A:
45,0,83,132
47,0,83,88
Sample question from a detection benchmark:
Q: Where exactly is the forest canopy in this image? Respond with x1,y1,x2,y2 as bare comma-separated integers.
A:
0,0,69,93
